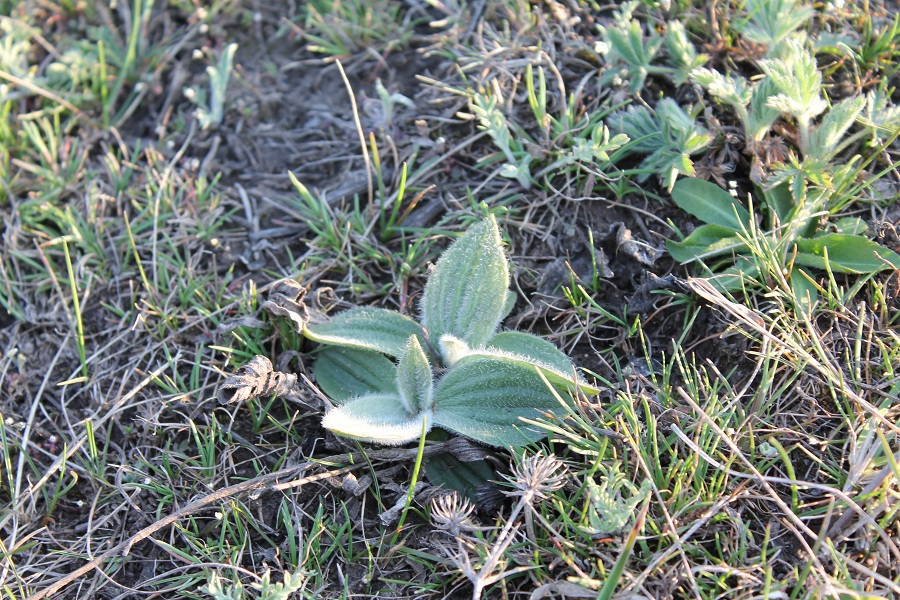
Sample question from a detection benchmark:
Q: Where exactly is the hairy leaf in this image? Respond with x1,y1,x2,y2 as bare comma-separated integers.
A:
305,307,425,358
322,393,431,445
397,335,433,413
433,355,567,447
792,234,900,274
747,77,782,140
313,346,397,402
691,68,751,109
806,96,865,161
671,178,751,230
484,331,600,394
422,215,510,354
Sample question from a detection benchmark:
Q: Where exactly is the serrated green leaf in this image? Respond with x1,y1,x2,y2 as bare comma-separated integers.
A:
397,335,433,413
691,68,751,109
422,215,510,354
759,38,826,123
432,355,568,447
667,224,746,263
792,234,900,274
313,346,397,402
671,178,751,230
806,96,865,161
322,393,430,445
305,307,425,358
748,77,781,140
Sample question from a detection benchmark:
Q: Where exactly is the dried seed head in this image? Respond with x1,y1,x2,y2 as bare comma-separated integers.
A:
503,453,568,501
430,492,476,535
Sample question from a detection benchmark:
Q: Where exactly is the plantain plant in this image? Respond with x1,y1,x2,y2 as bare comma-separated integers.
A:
302,214,600,447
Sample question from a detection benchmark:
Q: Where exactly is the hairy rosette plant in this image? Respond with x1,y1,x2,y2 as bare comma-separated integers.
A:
302,215,600,447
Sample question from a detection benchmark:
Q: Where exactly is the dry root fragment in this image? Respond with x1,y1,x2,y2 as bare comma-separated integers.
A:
217,355,299,405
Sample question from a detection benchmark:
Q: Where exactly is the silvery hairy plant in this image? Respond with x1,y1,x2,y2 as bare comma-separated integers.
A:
302,215,600,447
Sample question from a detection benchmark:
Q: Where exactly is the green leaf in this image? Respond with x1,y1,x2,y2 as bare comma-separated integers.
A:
484,331,600,394
792,234,900,274
432,355,568,447
747,77,781,139
667,224,746,263
789,267,818,316
438,334,471,367
761,181,795,225
691,68,751,109
706,258,765,291
305,307,425,358
422,215,510,354
313,346,397,402
397,335,433,413
671,178,751,230
322,393,430,445
806,96,865,161
424,453,495,501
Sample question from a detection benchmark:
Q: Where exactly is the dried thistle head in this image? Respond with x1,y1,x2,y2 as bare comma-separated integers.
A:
430,492,477,536
502,452,568,502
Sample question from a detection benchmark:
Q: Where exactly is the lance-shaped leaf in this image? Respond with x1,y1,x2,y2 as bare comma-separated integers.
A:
305,307,425,358
792,234,900,274
422,215,510,356
397,335,433,413
432,355,568,447
483,331,601,394
667,224,747,263
671,178,751,231
313,346,397,402
322,393,431,445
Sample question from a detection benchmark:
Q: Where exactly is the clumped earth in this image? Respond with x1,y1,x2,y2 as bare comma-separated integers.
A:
1,1,899,599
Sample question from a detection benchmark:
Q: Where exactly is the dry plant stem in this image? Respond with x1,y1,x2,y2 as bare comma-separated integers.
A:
687,279,900,437
2,358,173,579
825,430,900,543
617,412,702,600
630,482,752,590
2,332,70,585
671,392,830,586
671,414,900,565
151,120,196,293
336,59,374,210
0,70,93,124
24,444,452,600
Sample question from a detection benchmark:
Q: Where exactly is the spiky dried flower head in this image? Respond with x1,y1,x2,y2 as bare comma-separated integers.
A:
430,492,477,536
502,452,568,502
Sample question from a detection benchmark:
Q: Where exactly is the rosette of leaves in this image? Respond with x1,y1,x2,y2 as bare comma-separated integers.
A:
607,99,713,191
302,215,600,447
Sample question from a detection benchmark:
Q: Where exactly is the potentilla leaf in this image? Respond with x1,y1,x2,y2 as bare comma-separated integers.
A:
432,355,569,447
313,346,397,403
483,331,601,394
397,335,433,413
322,393,431,445
422,215,510,356
305,307,426,358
